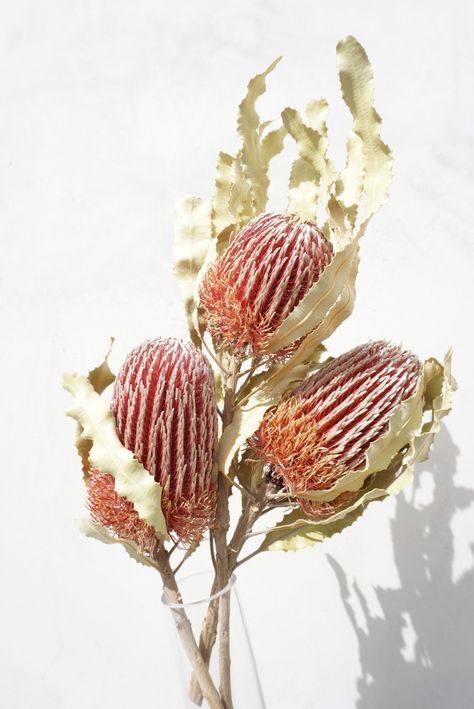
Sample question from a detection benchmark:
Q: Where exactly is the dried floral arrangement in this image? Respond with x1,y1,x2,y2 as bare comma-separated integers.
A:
63,36,455,708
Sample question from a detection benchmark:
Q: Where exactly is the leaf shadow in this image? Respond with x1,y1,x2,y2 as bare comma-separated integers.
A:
328,424,474,709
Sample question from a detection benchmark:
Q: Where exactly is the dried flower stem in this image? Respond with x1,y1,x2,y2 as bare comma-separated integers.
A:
214,354,240,708
154,544,224,709
189,476,268,705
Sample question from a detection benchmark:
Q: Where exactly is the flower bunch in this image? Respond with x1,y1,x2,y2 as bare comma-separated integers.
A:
64,36,455,709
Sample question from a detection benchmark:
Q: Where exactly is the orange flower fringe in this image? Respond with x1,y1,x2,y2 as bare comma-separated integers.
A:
87,468,158,554
253,341,422,518
199,212,333,355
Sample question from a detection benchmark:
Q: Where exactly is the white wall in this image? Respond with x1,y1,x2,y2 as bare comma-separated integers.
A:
1,1,473,707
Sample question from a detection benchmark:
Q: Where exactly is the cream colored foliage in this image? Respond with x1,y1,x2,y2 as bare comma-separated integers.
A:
174,196,213,346
79,519,160,569
63,372,167,537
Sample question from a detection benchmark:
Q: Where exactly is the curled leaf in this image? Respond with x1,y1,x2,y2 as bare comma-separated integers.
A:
79,519,159,569
238,56,284,213
259,505,365,552
174,196,213,345
63,373,167,537
336,35,392,223
73,343,115,481
265,236,359,353
283,102,335,219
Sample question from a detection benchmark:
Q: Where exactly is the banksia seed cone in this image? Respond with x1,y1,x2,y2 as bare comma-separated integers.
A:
199,212,333,354
253,341,422,518
88,338,218,545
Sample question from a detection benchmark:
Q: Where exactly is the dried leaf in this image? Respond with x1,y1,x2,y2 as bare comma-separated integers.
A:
74,344,115,481
384,350,456,496
261,125,287,166
212,152,240,235
79,519,159,569
283,104,336,219
259,505,365,552
238,57,284,213
63,373,167,537
174,196,213,345
265,237,359,353
335,131,364,224
336,35,392,222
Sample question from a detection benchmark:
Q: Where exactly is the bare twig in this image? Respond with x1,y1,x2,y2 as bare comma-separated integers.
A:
189,482,268,705
210,533,217,573
154,544,223,709
213,354,240,708
235,548,263,568
202,336,229,376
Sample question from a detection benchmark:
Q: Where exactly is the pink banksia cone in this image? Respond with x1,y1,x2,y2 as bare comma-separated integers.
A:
87,338,218,546
252,341,422,518
199,212,333,355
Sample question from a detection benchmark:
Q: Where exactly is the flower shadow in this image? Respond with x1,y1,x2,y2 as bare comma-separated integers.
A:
328,424,474,709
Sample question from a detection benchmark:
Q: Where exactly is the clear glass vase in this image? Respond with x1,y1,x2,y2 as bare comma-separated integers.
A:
161,570,265,709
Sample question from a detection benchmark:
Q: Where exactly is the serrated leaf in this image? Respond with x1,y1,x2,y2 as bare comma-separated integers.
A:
238,57,284,213
73,344,116,481
212,152,241,235
336,35,392,222
79,519,159,569
335,130,364,224
261,125,286,165
283,104,336,219
384,350,456,496
265,236,359,353
63,373,167,537
259,505,365,552
174,196,213,345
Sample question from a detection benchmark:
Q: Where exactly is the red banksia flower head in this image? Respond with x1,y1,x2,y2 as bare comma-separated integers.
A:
88,338,218,546
199,212,333,355
253,341,422,518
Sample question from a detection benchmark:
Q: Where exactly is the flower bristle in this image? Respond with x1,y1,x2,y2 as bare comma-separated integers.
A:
252,341,422,518
199,212,333,355
106,338,218,546
87,469,158,554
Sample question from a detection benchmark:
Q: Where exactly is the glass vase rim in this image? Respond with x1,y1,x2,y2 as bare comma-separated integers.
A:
161,570,237,609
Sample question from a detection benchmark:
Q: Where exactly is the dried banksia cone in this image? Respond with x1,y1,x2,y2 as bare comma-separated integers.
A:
87,468,158,554
89,338,218,545
199,212,333,355
253,341,422,518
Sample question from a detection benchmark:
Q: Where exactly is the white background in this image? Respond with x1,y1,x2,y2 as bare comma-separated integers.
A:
1,1,473,707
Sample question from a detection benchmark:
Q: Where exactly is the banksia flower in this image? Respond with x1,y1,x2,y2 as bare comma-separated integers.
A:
87,468,158,554
88,338,218,545
253,341,422,518
199,212,333,355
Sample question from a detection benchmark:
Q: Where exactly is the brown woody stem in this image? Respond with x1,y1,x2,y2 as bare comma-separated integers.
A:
155,544,224,709
189,483,267,705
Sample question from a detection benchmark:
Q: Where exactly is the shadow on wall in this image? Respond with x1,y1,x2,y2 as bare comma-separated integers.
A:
328,425,474,709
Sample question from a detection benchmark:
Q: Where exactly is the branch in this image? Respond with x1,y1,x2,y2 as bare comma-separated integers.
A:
154,544,223,709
